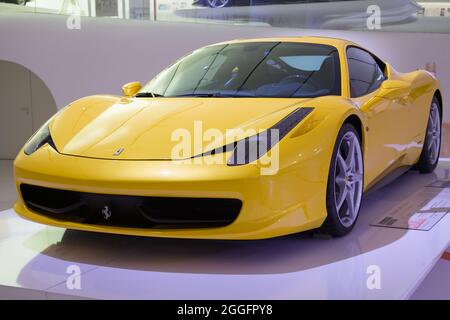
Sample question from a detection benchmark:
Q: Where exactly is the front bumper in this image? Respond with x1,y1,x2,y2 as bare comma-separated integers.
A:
13,146,327,239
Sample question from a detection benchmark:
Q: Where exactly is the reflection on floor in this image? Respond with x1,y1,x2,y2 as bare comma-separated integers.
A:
0,161,449,299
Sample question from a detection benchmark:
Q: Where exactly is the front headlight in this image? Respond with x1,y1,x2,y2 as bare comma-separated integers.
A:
228,107,313,166
24,120,56,155
194,107,313,165
228,130,274,166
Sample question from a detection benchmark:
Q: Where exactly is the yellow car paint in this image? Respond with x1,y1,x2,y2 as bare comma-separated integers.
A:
13,37,441,239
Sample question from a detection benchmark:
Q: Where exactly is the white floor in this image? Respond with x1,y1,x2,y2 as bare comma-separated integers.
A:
0,160,449,300
411,254,450,300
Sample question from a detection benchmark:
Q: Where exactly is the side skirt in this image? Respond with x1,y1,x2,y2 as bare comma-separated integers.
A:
364,165,412,196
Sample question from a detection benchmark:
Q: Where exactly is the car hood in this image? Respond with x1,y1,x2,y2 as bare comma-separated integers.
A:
50,95,313,160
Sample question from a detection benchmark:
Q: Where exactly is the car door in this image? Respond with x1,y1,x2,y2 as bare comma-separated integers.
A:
346,46,410,186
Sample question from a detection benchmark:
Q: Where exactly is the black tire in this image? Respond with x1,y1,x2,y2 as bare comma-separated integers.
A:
4,0,27,4
416,96,441,174
321,123,364,237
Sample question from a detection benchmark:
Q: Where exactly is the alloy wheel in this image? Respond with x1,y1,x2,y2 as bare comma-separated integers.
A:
206,0,231,8
333,131,363,228
427,102,441,165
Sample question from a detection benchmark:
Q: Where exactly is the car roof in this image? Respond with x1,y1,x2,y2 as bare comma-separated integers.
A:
208,36,358,49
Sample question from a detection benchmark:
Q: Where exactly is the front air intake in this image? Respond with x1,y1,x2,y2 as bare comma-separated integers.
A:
20,184,242,229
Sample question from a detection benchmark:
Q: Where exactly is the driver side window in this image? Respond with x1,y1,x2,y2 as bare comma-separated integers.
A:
347,47,386,98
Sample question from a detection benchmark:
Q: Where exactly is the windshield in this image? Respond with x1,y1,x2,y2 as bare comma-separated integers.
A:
139,42,341,98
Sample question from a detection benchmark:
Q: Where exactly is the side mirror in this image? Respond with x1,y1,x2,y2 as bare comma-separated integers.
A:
122,81,142,97
378,79,410,99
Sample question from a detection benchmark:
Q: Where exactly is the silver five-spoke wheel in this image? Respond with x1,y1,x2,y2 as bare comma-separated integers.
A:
416,96,441,173
427,102,441,165
334,131,363,228
206,0,231,7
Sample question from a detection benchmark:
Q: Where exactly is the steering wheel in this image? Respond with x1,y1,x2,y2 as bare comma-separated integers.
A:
279,74,322,93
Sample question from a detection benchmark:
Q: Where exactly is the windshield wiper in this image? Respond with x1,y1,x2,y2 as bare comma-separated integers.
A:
135,92,164,98
173,93,235,98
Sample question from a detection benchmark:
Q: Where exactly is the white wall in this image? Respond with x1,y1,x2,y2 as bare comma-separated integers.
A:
0,12,449,121
0,60,57,159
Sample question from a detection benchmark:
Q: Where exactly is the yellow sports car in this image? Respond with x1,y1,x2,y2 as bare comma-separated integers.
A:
14,37,442,239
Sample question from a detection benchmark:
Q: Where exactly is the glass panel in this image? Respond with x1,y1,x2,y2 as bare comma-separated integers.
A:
154,0,450,33
347,47,385,98
1,0,449,33
0,0,155,20
139,42,341,98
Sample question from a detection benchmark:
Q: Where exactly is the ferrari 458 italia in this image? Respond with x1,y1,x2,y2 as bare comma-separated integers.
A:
14,37,442,239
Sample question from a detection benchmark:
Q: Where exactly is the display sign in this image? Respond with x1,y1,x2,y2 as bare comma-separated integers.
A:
371,186,450,231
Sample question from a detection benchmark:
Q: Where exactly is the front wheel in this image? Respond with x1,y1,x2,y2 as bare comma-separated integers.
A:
321,124,364,236
416,97,441,173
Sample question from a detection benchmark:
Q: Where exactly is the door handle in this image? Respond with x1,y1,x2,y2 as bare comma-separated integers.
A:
20,107,30,115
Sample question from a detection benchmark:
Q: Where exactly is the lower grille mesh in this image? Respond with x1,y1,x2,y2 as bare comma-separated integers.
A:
20,184,242,229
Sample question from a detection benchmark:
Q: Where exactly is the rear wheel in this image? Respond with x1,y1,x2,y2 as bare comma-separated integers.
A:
416,97,441,173
321,124,364,236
